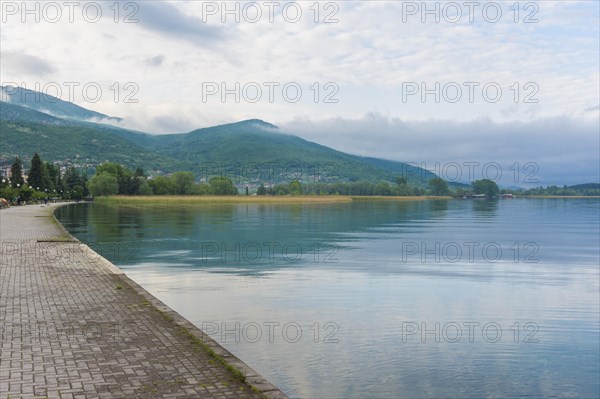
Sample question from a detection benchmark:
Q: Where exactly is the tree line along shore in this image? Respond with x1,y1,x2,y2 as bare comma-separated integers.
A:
1,154,598,206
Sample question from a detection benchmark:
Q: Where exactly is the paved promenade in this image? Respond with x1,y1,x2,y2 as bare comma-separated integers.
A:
0,204,287,399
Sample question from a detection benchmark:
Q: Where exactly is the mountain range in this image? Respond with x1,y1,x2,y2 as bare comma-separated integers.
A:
0,85,436,185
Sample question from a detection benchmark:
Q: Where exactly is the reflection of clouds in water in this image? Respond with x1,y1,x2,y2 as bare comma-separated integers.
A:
129,267,599,398
58,200,600,398
127,262,190,269
154,249,193,257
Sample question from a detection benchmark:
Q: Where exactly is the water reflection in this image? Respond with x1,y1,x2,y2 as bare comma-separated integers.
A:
55,199,600,398
429,199,449,215
58,201,444,274
470,198,499,215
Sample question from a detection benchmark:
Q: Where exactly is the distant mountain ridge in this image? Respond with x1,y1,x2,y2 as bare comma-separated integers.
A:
0,92,436,185
1,85,122,123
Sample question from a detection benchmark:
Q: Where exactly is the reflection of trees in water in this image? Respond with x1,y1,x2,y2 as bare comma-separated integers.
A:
61,200,451,274
471,198,499,216
429,199,449,215
86,201,439,244
56,202,89,231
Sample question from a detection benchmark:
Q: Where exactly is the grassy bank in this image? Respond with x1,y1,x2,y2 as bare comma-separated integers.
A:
96,195,354,204
94,195,454,205
350,195,452,201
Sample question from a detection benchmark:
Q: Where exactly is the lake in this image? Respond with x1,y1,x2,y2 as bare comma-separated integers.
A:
56,198,600,398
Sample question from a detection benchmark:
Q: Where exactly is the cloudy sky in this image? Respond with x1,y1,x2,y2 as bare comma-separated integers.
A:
1,0,598,185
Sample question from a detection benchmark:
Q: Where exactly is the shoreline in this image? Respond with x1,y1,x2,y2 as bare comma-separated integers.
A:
94,195,453,204
86,195,600,206
1,203,287,398
97,195,352,204
49,203,288,397
2,194,596,214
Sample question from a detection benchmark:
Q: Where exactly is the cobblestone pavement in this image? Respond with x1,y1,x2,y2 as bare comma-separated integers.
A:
0,204,287,399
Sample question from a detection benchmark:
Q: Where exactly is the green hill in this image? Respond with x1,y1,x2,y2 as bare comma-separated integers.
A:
0,99,435,185
0,101,80,126
0,119,177,172
1,85,122,122
143,119,435,184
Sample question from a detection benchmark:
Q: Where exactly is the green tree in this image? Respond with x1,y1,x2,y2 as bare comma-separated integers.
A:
46,163,63,192
148,176,176,195
138,181,153,195
209,176,237,195
172,171,195,195
19,186,34,202
270,184,289,195
374,182,394,196
10,157,24,188
54,167,65,194
63,167,89,197
128,167,146,194
42,162,55,191
71,185,84,201
453,187,467,198
257,183,267,195
64,167,80,190
289,180,303,195
87,173,119,196
96,162,124,179
428,178,450,196
0,186,18,202
191,183,212,195
351,181,373,196
96,162,132,194
134,167,145,178
396,176,414,196
472,179,499,197
28,153,45,191
398,185,414,196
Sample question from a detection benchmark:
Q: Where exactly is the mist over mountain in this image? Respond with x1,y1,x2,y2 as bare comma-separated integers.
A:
1,85,122,123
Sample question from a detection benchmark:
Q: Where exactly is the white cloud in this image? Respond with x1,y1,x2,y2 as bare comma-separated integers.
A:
0,51,55,77
0,0,598,183
281,113,600,186
144,55,165,67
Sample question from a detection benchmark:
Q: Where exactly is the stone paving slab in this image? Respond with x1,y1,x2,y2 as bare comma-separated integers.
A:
0,204,288,399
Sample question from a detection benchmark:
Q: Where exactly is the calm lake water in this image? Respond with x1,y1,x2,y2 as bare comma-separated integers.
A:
56,199,600,398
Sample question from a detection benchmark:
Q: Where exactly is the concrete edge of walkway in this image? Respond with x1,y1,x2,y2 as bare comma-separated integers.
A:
50,202,289,399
